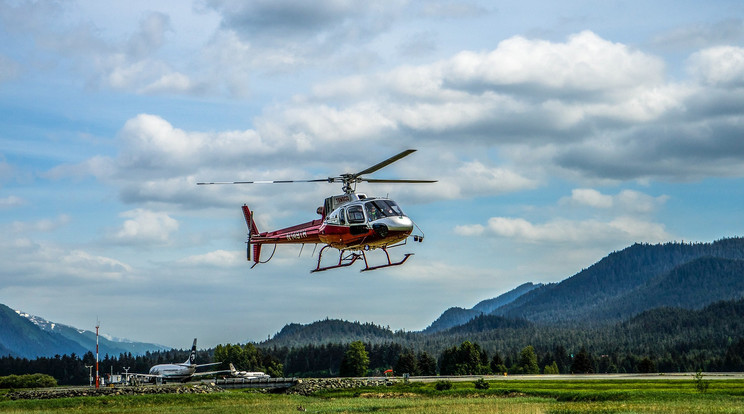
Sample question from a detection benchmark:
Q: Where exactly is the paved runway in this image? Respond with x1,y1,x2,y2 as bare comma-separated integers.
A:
389,372,744,382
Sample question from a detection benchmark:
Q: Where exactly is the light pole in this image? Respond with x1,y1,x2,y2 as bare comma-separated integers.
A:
85,365,93,387
95,320,100,389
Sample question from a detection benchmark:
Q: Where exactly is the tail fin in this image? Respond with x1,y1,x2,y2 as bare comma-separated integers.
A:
241,205,262,266
229,363,237,375
185,338,197,365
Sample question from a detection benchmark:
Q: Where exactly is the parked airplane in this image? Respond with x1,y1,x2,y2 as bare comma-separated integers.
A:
131,339,228,383
229,363,270,379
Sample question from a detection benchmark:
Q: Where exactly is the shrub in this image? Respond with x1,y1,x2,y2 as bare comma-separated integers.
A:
544,361,560,375
693,370,710,393
473,378,490,389
434,380,453,391
0,374,57,389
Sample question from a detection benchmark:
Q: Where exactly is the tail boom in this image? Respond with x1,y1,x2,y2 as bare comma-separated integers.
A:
241,205,323,267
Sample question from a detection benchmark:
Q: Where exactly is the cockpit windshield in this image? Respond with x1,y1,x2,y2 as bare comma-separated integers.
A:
364,200,405,221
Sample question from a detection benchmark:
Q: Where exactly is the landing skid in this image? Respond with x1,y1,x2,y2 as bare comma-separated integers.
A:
311,245,413,273
360,248,412,272
311,246,363,273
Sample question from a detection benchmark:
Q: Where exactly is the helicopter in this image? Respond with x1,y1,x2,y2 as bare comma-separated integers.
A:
197,149,436,272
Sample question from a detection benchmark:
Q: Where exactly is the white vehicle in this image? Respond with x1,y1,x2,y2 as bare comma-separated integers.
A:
229,363,270,379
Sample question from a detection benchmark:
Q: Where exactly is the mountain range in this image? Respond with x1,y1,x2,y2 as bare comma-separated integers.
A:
263,237,744,347
4,238,744,358
0,304,168,359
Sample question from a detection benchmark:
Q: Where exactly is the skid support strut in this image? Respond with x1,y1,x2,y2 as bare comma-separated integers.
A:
360,247,413,272
311,245,413,273
311,246,362,273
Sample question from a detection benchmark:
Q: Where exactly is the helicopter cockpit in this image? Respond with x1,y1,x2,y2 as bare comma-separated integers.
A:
364,199,404,221
325,199,406,226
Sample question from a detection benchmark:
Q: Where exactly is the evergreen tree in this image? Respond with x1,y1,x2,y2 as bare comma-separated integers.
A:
339,341,369,377
515,346,539,374
490,353,507,374
394,351,418,376
417,352,437,376
637,357,656,373
571,347,594,374
438,341,490,375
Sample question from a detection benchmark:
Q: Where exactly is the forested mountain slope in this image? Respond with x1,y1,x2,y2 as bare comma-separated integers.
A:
264,238,744,349
268,319,411,348
494,238,744,322
423,283,540,333
599,257,744,320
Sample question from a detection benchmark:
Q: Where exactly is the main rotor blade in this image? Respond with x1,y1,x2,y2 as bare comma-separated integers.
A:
197,179,329,185
354,149,417,177
362,178,438,184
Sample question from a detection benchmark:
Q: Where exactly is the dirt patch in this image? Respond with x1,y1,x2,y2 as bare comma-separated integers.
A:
358,392,419,398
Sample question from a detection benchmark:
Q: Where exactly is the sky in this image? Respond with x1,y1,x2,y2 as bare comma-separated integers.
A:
1,0,744,349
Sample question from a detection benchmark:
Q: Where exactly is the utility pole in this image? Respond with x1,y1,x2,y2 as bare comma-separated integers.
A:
95,320,100,389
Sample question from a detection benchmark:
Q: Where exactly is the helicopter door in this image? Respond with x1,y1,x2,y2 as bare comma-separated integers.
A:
347,205,368,235
347,205,365,224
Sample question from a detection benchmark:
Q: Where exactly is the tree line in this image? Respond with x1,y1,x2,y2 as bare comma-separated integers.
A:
3,335,744,385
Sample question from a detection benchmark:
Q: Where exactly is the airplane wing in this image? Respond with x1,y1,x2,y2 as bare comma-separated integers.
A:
191,368,232,378
175,362,222,368
130,373,161,379
195,362,222,368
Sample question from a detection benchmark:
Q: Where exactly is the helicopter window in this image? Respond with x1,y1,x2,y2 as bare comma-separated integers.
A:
381,200,404,216
366,200,404,218
326,209,340,224
339,208,346,225
347,205,365,224
365,202,384,221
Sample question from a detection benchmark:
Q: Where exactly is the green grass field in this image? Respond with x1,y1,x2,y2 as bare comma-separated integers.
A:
2,379,744,413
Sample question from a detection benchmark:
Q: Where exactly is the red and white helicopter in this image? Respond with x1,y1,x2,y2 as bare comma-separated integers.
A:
197,149,436,272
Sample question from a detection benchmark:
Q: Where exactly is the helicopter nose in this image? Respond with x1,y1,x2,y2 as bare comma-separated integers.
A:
384,216,414,233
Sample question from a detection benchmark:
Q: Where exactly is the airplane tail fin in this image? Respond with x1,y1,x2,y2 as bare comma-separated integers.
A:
229,363,237,375
185,338,197,365
241,205,262,266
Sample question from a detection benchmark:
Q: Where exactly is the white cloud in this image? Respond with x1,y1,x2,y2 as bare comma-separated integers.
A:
457,188,671,248
10,215,70,233
688,46,744,87
0,195,25,209
431,160,537,200
651,19,744,52
60,250,132,280
453,223,484,236
567,188,613,209
474,216,670,245
443,31,665,94
562,188,668,214
111,209,179,245
179,249,243,268
55,30,744,202
615,190,669,214
113,114,273,177
0,237,132,285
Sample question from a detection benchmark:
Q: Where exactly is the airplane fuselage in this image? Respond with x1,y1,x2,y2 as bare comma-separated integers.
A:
148,364,197,382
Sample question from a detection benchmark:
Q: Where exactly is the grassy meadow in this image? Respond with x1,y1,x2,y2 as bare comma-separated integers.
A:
1,378,744,413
